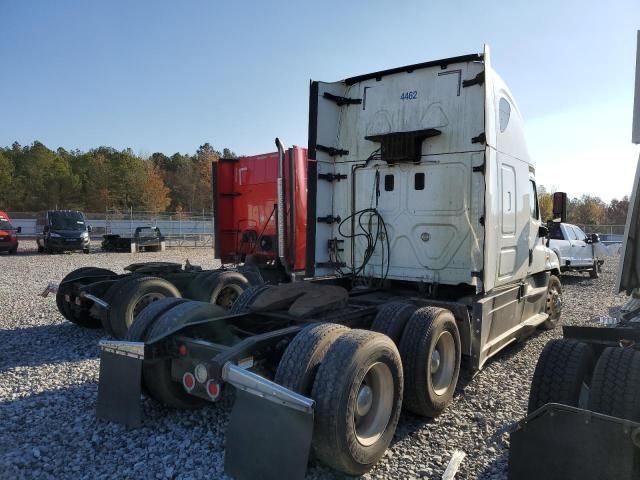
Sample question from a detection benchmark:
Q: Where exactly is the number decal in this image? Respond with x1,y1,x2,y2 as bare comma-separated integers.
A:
401,91,418,100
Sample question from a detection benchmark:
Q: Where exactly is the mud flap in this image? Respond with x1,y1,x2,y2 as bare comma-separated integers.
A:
508,403,640,480
96,341,145,427
222,363,314,480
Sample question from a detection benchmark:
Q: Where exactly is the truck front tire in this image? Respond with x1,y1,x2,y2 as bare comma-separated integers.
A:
311,330,403,475
541,275,563,330
399,307,461,417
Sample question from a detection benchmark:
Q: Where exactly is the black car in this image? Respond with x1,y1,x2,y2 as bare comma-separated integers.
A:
37,210,91,254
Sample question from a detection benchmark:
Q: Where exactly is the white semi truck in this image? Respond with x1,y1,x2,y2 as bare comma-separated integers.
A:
96,46,561,479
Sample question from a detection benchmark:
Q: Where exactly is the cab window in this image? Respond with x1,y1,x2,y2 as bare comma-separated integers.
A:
573,226,587,241
548,223,564,240
564,225,578,240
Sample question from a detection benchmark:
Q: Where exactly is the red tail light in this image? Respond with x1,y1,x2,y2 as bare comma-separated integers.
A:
206,380,221,401
182,372,195,392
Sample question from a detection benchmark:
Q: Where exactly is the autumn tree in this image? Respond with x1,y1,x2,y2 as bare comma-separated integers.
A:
537,185,554,222
604,196,629,225
567,195,605,226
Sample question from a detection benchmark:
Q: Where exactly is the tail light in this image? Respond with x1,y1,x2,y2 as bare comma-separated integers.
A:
206,380,221,401
182,372,195,392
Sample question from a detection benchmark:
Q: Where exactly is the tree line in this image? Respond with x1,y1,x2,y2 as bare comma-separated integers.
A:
0,141,630,225
538,185,629,226
0,141,236,213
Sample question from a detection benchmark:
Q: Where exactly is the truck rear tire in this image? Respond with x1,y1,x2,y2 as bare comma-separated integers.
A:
142,301,226,409
371,302,417,344
125,297,188,341
398,307,461,417
229,284,270,314
527,339,593,414
187,271,249,308
274,323,349,395
311,330,403,475
56,267,116,328
589,347,640,421
105,275,181,339
541,275,563,330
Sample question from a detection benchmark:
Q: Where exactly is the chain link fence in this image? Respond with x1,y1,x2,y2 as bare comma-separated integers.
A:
8,209,214,248
578,224,625,243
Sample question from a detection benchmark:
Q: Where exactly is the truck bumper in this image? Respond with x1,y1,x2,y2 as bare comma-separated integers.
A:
96,339,315,480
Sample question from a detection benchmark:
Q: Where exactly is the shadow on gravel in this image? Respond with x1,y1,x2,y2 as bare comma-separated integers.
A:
0,323,103,371
478,449,510,479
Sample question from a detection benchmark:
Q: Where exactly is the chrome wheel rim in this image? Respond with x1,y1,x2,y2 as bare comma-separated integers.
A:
431,331,456,396
133,292,166,318
354,362,394,447
547,286,562,319
216,285,243,308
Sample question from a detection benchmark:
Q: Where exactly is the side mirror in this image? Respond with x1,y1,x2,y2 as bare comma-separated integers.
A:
43,225,50,233
16,226,22,233
538,225,549,238
87,225,92,233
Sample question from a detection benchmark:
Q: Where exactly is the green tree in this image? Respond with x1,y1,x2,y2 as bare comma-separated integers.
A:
0,151,14,206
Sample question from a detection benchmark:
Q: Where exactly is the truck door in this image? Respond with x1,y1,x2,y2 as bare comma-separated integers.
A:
562,224,581,266
572,225,592,266
527,177,542,274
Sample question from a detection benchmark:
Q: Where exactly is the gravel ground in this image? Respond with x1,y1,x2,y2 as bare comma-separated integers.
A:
0,242,626,479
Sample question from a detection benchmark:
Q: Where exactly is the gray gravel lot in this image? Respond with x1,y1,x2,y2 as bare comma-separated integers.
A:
0,242,626,479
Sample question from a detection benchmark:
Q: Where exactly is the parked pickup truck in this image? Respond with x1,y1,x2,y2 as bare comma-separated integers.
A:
548,222,602,278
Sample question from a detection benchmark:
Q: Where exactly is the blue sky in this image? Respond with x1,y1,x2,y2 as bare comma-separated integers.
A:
1,0,638,200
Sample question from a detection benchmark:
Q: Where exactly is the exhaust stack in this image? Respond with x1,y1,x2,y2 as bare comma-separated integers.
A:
275,138,291,277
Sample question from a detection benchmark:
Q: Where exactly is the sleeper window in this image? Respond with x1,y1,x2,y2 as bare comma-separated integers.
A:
384,174,394,191
414,173,425,190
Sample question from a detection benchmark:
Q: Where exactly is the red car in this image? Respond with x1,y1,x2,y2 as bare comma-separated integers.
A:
0,210,21,254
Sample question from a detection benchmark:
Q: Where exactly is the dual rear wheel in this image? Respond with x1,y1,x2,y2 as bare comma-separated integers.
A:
528,339,640,422
274,303,462,475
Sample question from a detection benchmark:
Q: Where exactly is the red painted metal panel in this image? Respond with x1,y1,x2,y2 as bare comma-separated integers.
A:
214,148,308,271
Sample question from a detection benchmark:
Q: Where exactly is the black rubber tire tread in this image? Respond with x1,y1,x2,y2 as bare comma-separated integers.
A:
146,300,226,341
56,267,116,327
311,329,403,475
142,301,227,409
274,323,349,395
398,306,461,417
105,275,181,339
125,297,188,341
589,347,640,421
207,271,249,308
371,302,417,344
229,283,270,314
527,339,594,414
185,270,222,301
541,275,563,330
